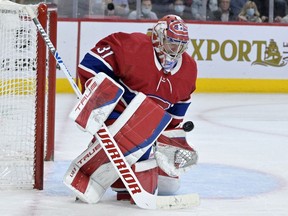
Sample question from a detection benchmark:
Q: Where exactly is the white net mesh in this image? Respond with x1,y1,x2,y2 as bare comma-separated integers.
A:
0,1,38,189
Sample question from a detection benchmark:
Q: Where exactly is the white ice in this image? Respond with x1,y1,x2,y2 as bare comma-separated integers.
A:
1,93,288,216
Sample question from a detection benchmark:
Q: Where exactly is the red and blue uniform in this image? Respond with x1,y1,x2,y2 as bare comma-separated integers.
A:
78,32,197,129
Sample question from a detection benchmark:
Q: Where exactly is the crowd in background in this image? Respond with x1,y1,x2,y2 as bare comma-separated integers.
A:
13,0,288,23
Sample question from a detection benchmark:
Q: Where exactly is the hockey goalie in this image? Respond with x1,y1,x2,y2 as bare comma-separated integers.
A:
63,14,198,205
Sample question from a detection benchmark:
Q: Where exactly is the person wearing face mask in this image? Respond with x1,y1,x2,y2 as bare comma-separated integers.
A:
128,0,158,19
238,0,262,23
171,0,192,20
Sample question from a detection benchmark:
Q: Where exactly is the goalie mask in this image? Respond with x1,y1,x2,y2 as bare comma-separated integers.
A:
152,15,189,73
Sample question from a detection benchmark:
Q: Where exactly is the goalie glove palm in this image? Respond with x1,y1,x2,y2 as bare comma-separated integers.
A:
155,129,198,177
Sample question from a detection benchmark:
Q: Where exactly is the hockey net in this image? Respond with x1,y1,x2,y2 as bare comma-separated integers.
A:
0,1,57,190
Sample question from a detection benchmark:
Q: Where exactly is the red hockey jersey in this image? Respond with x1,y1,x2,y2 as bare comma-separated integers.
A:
78,32,197,128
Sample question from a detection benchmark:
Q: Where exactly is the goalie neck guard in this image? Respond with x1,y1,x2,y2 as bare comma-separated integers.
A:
151,15,189,73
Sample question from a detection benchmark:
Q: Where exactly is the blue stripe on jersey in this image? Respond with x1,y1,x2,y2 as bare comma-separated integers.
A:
121,84,137,104
80,53,117,80
81,53,138,107
167,102,191,117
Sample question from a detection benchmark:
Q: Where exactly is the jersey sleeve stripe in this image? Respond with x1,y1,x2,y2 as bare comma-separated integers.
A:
89,51,113,71
167,101,191,117
79,52,115,79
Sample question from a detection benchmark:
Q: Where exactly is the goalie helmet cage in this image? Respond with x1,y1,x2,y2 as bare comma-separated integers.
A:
0,1,57,190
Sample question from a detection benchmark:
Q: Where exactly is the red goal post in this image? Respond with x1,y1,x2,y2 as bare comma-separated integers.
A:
0,1,57,190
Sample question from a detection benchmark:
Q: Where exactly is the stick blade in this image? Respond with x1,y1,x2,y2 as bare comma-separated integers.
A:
156,193,200,210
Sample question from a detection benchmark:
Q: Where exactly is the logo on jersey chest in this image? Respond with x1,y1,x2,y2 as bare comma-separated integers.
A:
148,95,172,110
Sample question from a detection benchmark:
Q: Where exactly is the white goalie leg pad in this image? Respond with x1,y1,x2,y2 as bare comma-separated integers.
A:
63,142,107,203
69,72,124,134
158,172,180,195
63,135,151,204
64,93,172,203
63,140,119,203
155,128,198,177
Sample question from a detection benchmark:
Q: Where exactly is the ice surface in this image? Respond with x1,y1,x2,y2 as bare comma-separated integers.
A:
1,93,288,216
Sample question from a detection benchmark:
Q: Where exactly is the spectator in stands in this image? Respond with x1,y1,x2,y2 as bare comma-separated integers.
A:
184,0,193,7
191,0,205,20
170,0,192,20
238,0,262,23
230,0,246,17
253,0,287,22
89,0,106,17
253,0,268,21
112,0,130,17
275,14,288,23
128,0,137,11
152,0,174,18
128,0,158,19
101,0,116,16
208,0,218,12
274,0,288,19
274,0,288,23
206,0,219,21
210,0,237,22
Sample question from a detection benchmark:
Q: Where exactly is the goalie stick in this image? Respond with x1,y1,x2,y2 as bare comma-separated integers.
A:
24,5,200,209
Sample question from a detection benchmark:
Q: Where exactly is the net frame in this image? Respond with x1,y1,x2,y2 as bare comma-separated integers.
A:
0,1,56,190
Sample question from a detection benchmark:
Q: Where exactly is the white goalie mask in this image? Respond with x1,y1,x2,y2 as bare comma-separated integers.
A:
152,15,189,73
